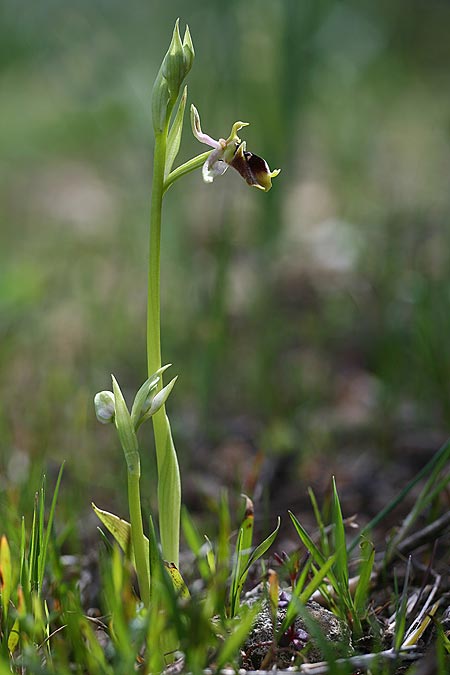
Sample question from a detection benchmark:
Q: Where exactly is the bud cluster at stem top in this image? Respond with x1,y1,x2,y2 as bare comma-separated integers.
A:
152,19,194,134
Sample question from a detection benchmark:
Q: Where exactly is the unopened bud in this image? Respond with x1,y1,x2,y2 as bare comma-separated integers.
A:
94,391,115,424
139,376,178,425
182,25,194,75
152,20,195,133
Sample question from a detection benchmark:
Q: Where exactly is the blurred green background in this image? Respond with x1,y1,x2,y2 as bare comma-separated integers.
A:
1,0,450,535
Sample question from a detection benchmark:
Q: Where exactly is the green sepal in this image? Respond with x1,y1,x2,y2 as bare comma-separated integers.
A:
111,375,140,475
165,86,187,178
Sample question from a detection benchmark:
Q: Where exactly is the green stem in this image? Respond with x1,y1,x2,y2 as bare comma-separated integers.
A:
163,151,210,194
148,129,181,566
128,468,150,606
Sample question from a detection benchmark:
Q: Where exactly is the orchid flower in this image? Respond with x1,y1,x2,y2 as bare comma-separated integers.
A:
191,105,280,192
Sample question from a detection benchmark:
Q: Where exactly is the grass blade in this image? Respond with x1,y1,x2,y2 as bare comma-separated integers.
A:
348,436,450,553
38,462,64,590
278,554,336,638
354,538,375,617
289,510,339,594
215,603,261,670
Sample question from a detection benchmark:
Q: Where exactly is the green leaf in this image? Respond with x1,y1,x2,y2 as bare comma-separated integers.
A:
0,535,12,620
92,504,189,597
7,617,20,654
242,517,281,578
289,511,328,572
165,86,187,178
92,504,138,560
165,561,190,598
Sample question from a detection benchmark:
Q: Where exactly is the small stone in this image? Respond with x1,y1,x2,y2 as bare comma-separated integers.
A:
241,586,353,669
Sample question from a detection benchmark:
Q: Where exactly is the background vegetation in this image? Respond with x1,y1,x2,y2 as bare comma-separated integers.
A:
1,0,450,542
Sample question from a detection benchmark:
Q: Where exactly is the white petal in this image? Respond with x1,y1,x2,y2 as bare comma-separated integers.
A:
202,158,228,184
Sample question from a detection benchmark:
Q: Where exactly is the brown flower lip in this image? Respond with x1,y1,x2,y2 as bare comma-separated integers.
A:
229,142,279,192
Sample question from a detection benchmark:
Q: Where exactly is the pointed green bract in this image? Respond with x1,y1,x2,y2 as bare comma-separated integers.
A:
165,86,188,178
111,375,140,475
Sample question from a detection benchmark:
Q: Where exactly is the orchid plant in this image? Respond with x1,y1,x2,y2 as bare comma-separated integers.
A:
93,20,280,607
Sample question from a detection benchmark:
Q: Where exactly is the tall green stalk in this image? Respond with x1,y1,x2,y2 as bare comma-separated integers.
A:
127,468,151,606
147,129,181,567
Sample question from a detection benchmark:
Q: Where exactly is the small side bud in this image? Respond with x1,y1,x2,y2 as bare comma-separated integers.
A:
94,391,115,424
139,376,178,425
